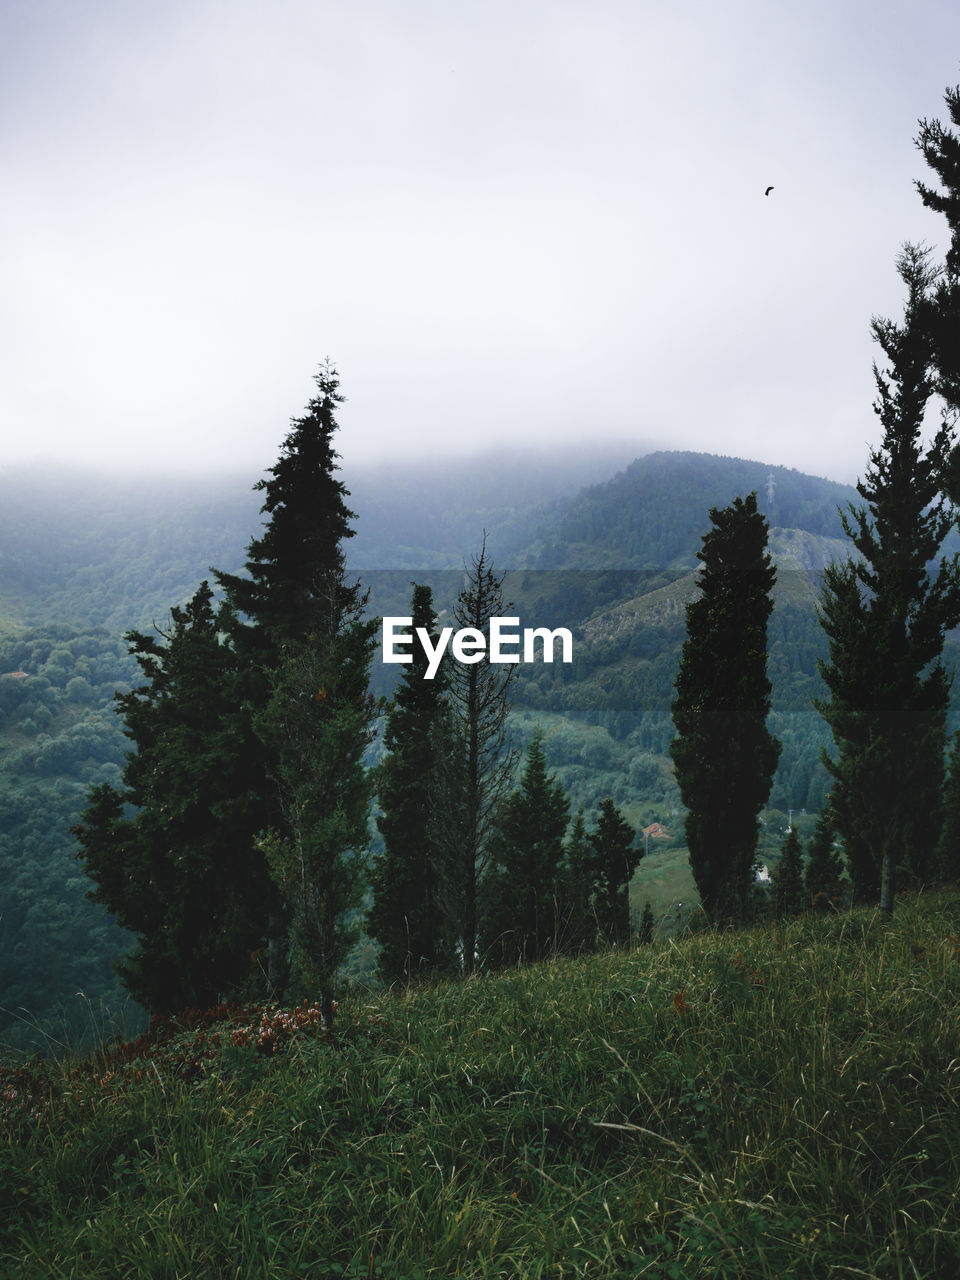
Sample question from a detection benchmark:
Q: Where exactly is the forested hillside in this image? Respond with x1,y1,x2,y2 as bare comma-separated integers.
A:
0,447,635,631
0,447,904,1049
526,452,858,568
0,627,141,1050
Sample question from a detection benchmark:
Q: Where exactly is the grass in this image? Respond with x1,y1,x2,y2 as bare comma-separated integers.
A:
4,892,960,1278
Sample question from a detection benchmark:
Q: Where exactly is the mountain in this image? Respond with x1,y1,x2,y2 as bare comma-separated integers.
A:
522,451,858,569
0,448,880,1049
0,445,637,632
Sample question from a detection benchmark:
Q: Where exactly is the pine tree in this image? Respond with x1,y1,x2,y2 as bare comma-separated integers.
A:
557,806,596,953
816,246,960,914
368,584,448,981
254,606,377,1026
773,827,805,919
589,797,640,946
670,493,780,928
214,362,371,996
75,365,379,1015
915,85,960,419
804,807,845,910
73,583,268,1013
434,539,518,974
479,728,569,966
216,361,357,660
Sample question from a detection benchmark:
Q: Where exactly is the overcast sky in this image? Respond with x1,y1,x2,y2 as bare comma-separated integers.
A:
3,0,960,485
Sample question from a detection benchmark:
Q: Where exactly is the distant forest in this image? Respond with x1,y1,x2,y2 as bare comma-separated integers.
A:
1,444,957,1049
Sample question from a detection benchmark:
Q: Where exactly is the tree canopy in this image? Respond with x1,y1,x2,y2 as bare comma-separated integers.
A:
670,493,780,928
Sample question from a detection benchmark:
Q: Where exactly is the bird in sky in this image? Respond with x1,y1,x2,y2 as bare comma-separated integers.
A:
764,185,774,196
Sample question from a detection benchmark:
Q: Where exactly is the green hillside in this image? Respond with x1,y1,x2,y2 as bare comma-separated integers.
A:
526,452,858,569
3,891,959,1277
0,448,891,1049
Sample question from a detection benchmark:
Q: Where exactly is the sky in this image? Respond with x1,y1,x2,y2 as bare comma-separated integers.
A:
3,0,960,485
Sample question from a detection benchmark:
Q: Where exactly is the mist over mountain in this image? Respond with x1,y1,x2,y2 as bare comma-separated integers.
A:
0,444,639,632
0,448,859,627
0,444,894,1050
525,451,859,570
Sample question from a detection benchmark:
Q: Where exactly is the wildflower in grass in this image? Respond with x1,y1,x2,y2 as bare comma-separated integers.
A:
673,989,688,1018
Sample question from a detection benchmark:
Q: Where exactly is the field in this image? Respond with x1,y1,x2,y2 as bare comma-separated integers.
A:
4,892,960,1278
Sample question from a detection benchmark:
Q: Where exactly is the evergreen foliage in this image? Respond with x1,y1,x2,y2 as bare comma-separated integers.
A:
74,364,378,1020
73,583,268,1013
773,827,805,919
479,728,570,966
816,246,960,914
534,451,857,570
588,797,641,946
215,361,357,657
557,806,596,953
368,584,449,981
670,493,781,928
213,362,374,1003
0,626,142,1051
434,540,518,973
254,615,377,1026
915,85,960,419
804,807,845,910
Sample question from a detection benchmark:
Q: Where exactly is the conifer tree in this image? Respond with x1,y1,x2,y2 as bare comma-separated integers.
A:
915,85,960,419
73,583,268,1013
557,805,596,953
773,827,805,920
254,606,377,1026
216,361,357,659
589,797,640,946
479,728,569,966
804,808,845,910
670,494,780,928
368,584,448,981
816,247,960,914
214,362,373,997
77,365,377,1018
434,539,518,974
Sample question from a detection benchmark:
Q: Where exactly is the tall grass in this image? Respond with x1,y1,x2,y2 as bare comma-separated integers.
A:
4,891,960,1278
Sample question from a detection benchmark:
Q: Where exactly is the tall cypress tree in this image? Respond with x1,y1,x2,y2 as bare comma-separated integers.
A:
368,584,448,981
816,246,960,914
670,493,780,929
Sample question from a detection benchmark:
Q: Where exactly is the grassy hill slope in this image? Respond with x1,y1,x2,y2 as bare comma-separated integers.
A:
3,890,960,1278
